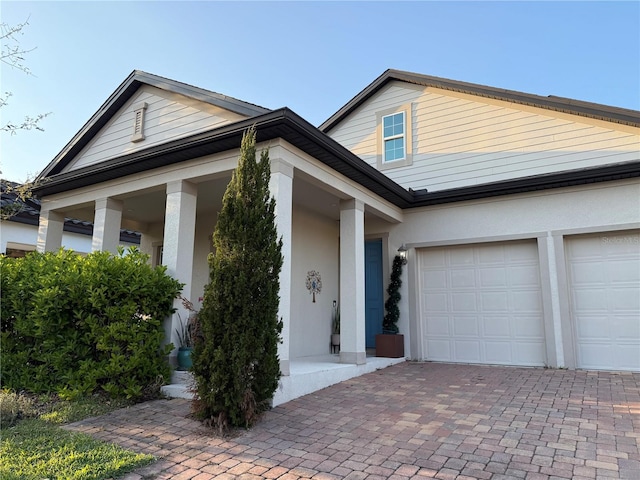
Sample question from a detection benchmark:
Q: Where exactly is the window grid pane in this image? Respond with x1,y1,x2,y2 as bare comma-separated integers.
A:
383,112,405,162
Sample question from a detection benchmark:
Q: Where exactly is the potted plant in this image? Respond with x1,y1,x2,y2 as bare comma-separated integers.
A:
175,296,199,370
331,300,340,353
376,255,405,358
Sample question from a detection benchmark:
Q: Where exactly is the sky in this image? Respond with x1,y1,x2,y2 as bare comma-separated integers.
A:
1,1,639,183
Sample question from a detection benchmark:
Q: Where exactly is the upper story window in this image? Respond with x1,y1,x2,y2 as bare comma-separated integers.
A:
383,112,406,162
377,104,413,171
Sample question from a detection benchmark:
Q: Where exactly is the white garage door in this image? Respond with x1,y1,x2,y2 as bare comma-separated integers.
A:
419,240,546,366
567,232,640,371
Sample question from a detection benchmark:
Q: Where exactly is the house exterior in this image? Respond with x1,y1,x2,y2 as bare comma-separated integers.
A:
32,69,640,390
0,183,140,256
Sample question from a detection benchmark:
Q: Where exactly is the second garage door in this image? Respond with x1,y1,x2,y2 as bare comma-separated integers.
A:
566,232,640,371
418,240,546,366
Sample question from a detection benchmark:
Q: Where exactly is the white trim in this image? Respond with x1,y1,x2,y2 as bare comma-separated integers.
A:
376,104,413,171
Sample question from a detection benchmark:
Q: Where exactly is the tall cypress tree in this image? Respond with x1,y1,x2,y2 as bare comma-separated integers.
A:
191,126,283,432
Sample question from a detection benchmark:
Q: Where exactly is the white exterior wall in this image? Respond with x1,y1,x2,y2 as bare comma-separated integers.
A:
290,206,340,358
387,179,640,366
1,220,136,255
66,86,247,172
328,82,640,192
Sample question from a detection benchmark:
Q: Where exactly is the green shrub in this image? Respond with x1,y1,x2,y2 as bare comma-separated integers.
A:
0,247,182,399
192,127,283,432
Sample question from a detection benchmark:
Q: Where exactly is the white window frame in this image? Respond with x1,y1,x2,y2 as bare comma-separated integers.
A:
377,103,413,171
382,111,406,162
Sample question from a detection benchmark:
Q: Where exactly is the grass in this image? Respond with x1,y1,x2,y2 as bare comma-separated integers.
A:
0,391,154,480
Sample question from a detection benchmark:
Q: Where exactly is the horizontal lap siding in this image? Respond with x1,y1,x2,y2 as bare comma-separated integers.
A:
327,82,640,192
67,86,246,171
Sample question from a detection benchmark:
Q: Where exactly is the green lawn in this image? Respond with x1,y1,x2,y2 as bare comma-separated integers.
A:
0,392,154,480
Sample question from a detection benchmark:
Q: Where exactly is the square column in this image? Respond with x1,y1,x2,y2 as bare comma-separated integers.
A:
36,209,64,252
269,159,294,376
92,198,123,253
340,199,366,365
538,233,569,368
163,180,197,353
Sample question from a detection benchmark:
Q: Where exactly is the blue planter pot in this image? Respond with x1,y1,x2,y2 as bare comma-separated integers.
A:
177,347,193,370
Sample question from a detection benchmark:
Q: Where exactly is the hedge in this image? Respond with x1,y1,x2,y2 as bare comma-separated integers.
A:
0,247,182,399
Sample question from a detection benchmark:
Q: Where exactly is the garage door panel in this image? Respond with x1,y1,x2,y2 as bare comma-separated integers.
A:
484,342,512,363
506,242,539,262
425,293,448,311
608,260,640,282
424,270,447,288
567,232,640,371
450,248,475,265
575,315,610,340
451,292,478,311
509,265,542,286
454,340,481,362
478,245,506,264
512,315,545,338
611,287,640,311
481,292,509,312
427,339,451,361
451,268,476,287
426,316,450,335
571,262,606,285
483,316,511,337
573,289,608,312
453,316,479,336
614,316,640,340
512,290,543,312
419,240,546,366
617,345,640,370
516,342,547,364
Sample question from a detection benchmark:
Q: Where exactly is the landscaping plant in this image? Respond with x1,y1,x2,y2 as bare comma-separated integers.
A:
382,255,404,334
192,126,283,432
0,247,182,399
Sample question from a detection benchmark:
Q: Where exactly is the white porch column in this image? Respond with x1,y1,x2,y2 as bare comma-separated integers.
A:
163,180,198,354
340,199,366,365
36,209,64,252
269,159,294,376
92,198,123,253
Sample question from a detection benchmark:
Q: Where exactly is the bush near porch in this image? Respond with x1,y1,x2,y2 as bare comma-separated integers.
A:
0,247,182,399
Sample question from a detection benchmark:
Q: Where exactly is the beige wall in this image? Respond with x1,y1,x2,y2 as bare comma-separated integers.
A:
66,85,247,172
328,81,640,192
290,205,340,358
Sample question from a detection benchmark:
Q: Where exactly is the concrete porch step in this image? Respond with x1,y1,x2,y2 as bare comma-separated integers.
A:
161,369,195,400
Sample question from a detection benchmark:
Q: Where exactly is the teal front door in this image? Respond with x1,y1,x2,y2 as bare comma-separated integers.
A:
365,239,384,348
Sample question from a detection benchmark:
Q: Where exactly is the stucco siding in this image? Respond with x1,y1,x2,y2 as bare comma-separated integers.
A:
66,86,247,172
327,81,640,192
290,206,340,359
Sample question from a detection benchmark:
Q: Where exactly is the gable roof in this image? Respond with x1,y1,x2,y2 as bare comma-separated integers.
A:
38,70,271,179
320,69,640,132
33,70,640,210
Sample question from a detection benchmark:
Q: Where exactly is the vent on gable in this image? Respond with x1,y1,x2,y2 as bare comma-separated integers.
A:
131,102,148,142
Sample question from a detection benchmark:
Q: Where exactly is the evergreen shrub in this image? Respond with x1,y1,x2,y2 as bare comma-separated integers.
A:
192,127,283,432
0,247,182,399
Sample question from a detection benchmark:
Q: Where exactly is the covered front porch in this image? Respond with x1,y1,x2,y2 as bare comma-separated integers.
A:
35,136,406,403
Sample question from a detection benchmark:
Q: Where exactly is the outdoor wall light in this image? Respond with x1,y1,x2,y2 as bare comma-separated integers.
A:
397,244,408,265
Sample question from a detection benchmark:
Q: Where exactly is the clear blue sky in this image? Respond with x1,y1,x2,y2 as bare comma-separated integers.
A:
1,1,639,182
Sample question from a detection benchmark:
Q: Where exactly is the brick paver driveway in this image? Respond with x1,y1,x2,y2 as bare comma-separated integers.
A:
66,362,640,479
